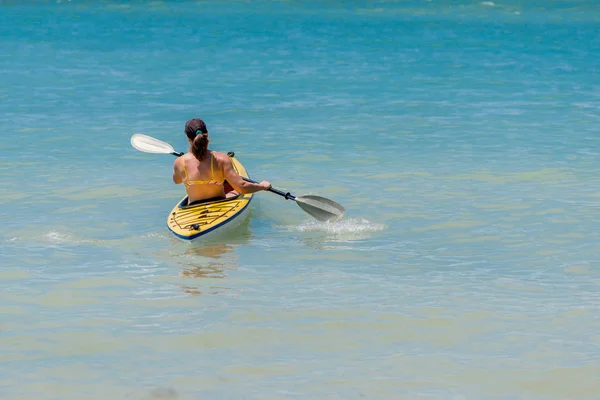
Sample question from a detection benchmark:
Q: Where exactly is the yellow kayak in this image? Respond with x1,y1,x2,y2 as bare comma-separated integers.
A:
167,153,253,240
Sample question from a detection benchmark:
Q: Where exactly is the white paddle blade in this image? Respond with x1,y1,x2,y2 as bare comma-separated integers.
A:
131,134,176,154
296,195,345,222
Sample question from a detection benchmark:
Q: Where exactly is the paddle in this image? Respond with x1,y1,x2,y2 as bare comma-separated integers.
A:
130,133,345,222
131,133,184,157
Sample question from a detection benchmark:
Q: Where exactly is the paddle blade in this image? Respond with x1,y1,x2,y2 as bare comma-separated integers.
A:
131,134,176,154
296,195,345,222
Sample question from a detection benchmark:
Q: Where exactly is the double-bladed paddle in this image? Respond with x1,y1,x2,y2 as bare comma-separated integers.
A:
130,133,345,222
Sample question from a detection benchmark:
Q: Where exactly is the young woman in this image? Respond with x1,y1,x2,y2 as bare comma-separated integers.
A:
172,118,271,205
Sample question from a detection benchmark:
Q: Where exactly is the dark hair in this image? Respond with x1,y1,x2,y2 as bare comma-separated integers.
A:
184,118,209,161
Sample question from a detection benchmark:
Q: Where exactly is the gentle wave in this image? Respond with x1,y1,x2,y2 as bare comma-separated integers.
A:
6,230,170,247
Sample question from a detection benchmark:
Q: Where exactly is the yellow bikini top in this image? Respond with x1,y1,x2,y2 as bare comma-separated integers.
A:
183,153,224,187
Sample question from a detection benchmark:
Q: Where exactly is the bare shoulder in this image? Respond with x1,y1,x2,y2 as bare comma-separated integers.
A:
212,151,233,166
173,155,183,168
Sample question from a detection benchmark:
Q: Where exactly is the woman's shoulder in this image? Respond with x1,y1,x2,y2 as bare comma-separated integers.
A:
211,151,232,163
173,153,185,167
174,152,191,164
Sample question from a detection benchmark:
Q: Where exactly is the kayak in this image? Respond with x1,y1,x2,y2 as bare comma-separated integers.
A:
167,153,253,240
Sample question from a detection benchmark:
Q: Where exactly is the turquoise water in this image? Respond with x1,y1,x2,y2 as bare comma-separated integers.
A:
2,1,600,399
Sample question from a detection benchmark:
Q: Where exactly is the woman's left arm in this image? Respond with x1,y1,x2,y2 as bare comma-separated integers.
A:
172,158,183,184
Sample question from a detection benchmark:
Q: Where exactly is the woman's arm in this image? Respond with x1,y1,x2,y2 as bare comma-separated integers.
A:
172,157,183,184
221,155,270,194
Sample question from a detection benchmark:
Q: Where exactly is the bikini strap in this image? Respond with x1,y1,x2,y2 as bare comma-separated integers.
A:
210,152,215,181
182,156,189,181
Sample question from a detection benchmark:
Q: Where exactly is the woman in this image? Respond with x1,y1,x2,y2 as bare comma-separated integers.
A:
172,118,271,205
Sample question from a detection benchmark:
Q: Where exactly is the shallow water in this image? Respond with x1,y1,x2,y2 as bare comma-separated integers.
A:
2,1,600,399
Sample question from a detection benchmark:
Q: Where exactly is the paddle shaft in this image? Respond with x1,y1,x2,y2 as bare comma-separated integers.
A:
132,133,344,221
242,177,296,201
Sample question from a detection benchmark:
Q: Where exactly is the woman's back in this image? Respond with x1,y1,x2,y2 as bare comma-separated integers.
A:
180,152,225,203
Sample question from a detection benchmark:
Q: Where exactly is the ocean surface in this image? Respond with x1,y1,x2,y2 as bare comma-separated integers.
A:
2,1,600,399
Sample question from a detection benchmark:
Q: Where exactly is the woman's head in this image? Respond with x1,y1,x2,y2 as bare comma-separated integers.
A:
184,118,209,161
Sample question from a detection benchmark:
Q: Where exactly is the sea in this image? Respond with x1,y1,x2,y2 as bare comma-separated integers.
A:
1,1,600,399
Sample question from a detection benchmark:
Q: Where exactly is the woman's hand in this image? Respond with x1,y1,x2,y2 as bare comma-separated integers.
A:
259,181,271,190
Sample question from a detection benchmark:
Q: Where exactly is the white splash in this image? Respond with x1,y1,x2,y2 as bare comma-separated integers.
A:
40,231,95,245
281,218,385,237
44,231,72,243
481,1,495,6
